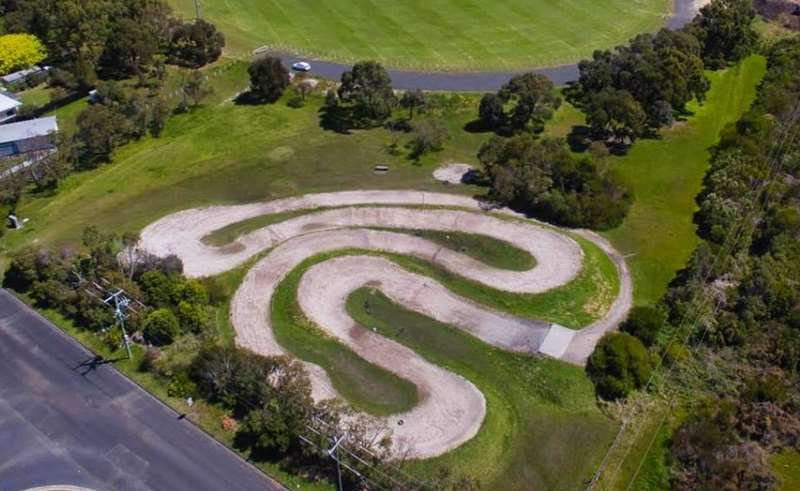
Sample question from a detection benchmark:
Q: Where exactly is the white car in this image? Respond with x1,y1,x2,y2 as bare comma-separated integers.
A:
292,62,312,72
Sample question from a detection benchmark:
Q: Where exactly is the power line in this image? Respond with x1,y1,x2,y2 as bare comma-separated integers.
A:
588,101,800,490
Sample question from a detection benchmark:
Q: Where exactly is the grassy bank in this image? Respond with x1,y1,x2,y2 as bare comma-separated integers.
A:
347,288,617,489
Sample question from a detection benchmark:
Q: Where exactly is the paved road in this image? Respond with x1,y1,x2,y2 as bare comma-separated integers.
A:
0,289,284,491
275,0,701,91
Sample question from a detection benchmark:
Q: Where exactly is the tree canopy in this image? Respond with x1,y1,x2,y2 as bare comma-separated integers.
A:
337,61,396,127
586,332,653,400
0,33,46,75
479,73,560,134
248,56,290,103
479,135,632,229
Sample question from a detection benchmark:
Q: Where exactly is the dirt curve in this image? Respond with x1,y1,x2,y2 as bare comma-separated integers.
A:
138,190,632,458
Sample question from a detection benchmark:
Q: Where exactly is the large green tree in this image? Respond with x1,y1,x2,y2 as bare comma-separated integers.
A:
337,61,396,127
248,56,290,103
586,332,653,400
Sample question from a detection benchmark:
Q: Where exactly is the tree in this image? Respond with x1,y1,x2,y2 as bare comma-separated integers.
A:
620,306,666,347
410,119,447,159
586,332,653,400
235,402,294,455
168,19,225,68
400,89,426,119
478,135,632,229
478,93,506,130
0,33,47,75
497,73,561,134
98,17,159,79
76,105,130,167
248,56,290,103
585,88,648,142
143,308,180,346
691,0,758,68
337,61,396,127
181,70,212,108
148,96,171,137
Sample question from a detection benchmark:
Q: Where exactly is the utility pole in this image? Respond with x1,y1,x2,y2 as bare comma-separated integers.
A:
328,434,346,491
104,289,134,360
79,276,146,360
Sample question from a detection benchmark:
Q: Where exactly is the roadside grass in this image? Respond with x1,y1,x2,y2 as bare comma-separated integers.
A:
168,0,669,71
10,292,329,491
346,288,617,489
602,55,766,306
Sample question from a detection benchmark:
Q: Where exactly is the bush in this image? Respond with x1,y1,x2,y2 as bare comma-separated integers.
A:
0,33,46,75
248,56,290,103
620,306,666,346
586,332,653,400
143,308,180,346
167,371,198,399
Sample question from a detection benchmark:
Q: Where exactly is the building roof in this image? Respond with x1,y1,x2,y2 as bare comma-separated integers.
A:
0,117,58,145
0,65,46,85
0,92,22,113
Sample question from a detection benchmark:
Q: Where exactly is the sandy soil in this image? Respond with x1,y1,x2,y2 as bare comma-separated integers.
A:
138,190,632,458
433,163,474,184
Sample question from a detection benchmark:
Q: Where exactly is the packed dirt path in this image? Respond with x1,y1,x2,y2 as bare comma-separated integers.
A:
138,190,633,458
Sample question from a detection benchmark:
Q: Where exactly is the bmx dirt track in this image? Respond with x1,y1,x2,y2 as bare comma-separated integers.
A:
139,190,632,459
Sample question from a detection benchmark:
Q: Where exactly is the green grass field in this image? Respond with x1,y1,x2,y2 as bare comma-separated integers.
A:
602,55,766,306
169,0,670,71
346,288,617,489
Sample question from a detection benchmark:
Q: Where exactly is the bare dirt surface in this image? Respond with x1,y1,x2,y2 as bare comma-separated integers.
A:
138,190,632,458
432,163,474,184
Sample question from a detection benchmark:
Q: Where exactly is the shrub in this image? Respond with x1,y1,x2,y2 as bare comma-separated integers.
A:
586,332,653,400
0,33,46,75
620,306,666,346
143,308,180,346
248,56,290,103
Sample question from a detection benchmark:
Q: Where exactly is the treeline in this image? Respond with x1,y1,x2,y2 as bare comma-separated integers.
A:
660,36,800,489
573,0,758,141
586,34,800,490
1,0,224,89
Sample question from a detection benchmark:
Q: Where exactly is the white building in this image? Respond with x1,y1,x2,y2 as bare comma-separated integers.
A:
0,116,58,159
0,92,22,124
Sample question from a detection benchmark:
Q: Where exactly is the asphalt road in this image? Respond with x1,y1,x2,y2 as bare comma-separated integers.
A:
275,0,702,91
0,289,284,491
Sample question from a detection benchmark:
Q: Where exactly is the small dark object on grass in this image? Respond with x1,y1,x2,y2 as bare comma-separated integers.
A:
374,164,390,174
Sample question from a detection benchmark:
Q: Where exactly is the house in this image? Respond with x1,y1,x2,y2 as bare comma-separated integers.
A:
0,116,58,159
0,92,22,124
0,65,50,89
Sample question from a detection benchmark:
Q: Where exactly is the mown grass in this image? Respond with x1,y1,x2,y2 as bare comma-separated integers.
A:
383,233,618,328
202,209,315,246
370,227,537,271
169,0,669,71
2,61,485,254
271,250,420,416
346,288,617,489
602,55,767,306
